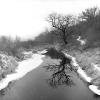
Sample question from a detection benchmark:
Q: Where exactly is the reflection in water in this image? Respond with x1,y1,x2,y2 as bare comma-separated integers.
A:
43,48,76,88
45,64,75,88
43,48,100,99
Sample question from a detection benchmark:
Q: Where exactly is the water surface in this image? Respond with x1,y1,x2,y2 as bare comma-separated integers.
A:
0,56,99,100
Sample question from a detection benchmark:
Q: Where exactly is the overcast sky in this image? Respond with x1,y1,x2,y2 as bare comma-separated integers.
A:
0,0,100,40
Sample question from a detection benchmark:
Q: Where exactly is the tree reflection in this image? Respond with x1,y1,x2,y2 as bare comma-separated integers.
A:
46,69,75,88
43,48,76,88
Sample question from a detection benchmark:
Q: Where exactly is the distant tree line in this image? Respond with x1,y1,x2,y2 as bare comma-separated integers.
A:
34,7,100,49
0,36,36,57
0,7,100,57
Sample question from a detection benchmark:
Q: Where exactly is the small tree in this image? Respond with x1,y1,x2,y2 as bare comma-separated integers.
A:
47,13,75,44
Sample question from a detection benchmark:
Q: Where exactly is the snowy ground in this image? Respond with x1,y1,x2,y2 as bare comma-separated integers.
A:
0,49,99,96
64,52,100,95
0,52,45,90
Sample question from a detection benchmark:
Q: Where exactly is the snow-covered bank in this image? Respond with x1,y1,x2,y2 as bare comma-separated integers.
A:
64,53,91,82
0,53,45,90
0,48,100,96
64,52,100,95
89,85,100,95
0,53,18,79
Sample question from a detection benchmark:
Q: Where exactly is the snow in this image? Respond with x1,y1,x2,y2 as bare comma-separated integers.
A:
22,51,33,55
0,53,45,90
77,67,92,82
88,63,100,95
0,49,100,95
89,85,100,95
64,52,100,95
65,52,92,82
77,36,86,45
92,63,100,72
37,49,47,54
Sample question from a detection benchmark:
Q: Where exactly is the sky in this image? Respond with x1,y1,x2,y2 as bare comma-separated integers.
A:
0,0,100,40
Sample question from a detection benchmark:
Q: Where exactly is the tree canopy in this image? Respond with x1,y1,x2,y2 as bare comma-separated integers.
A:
47,13,76,44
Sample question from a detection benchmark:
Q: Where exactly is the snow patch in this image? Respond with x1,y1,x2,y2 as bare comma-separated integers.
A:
77,67,92,82
92,63,100,72
37,49,47,54
77,36,86,45
89,85,100,95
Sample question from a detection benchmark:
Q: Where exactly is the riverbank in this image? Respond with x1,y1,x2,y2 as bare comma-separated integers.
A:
63,48,100,95
0,48,100,96
0,52,18,81
37,47,100,95
0,52,45,91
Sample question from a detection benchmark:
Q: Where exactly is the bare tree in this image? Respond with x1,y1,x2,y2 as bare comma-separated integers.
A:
47,13,75,44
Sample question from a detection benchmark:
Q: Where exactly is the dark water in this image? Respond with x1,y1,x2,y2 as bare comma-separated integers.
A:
0,48,100,100
0,56,99,100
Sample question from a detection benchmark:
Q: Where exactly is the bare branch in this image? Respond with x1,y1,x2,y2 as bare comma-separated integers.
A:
47,13,76,44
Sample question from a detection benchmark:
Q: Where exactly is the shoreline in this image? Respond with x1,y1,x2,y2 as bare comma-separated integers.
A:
0,53,45,91
64,51,100,95
0,49,100,96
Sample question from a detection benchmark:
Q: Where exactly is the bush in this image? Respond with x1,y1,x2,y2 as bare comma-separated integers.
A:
0,53,18,80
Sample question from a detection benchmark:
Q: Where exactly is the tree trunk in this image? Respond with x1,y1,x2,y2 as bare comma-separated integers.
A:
64,38,68,44
62,30,68,44
63,34,68,44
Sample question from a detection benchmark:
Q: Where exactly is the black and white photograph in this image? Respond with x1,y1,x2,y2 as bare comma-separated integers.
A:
0,0,100,100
